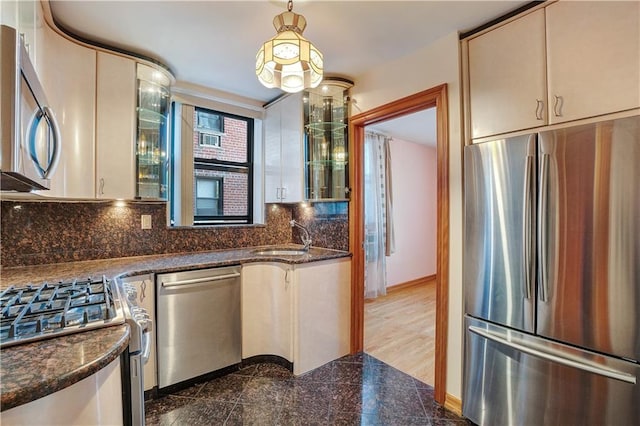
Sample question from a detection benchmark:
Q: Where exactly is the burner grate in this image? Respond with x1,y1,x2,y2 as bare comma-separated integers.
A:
0,277,121,347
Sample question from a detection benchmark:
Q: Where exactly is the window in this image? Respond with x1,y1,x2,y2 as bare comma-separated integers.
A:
171,103,260,226
196,109,224,133
195,177,223,216
199,133,221,148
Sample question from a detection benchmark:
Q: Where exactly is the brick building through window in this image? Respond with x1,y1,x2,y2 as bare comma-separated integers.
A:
193,107,253,224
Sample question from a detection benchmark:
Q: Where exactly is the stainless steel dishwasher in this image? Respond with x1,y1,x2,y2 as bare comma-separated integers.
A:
156,265,241,389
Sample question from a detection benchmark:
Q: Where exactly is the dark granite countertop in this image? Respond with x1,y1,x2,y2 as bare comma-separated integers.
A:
0,244,351,289
0,324,130,411
0,245,350,411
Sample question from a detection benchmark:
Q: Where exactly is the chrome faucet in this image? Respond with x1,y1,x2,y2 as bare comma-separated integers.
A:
290,220,312,251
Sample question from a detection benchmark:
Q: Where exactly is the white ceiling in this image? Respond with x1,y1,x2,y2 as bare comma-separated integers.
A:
368,108,436,147
49,0,527,104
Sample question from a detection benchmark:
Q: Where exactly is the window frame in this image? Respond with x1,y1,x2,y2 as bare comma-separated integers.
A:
192,109,254,225
195,176,224,217
195,109,224,134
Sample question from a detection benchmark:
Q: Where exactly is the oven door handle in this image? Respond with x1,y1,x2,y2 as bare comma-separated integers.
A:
161,272,241,288
141,328,152,364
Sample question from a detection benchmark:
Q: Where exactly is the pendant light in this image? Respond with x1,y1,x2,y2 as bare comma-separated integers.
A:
255,0,323,93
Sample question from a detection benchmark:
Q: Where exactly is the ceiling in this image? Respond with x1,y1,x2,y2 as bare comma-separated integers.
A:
369,108,436,147
49,0,528,104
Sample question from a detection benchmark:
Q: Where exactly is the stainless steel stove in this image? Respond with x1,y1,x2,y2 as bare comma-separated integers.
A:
0,277,126,348
0,276,151,426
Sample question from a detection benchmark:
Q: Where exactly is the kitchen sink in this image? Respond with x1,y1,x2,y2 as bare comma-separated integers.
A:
253,248,308,256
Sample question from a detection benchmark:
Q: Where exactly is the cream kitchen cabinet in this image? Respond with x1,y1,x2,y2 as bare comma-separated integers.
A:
264,93,304,203
241,258,350,375
467,2,640,139
121,274,157,391
545,1,640,124
293,258,350,375
96,51,137,199
242,263,293,362
468,9,546,139
38,24,96,198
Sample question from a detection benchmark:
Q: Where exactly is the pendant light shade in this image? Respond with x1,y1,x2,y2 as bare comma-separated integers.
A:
256,1,323,93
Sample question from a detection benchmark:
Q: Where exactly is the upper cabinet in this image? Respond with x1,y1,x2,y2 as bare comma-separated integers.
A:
468,9,547,139
263,78,353,203
545,1,640,124
135,64,171,199
39,24,96,199
467,2,640,139
264,93,304,203
304,80,352,201
25,17,173,200
96,52,136,199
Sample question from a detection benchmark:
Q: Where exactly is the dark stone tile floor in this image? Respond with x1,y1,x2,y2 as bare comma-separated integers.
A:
145,352,473,425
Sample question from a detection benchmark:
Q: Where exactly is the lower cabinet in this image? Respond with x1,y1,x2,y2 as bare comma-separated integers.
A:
242,263,293,361
0,358,123,425
293,258,351,375
121,274,156,392
241,258,351,375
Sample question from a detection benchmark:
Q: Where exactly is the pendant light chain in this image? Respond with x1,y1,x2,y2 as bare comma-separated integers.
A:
288,0,293,12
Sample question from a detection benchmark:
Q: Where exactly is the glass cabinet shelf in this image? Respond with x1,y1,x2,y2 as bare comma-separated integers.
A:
135,64,171,199
303,78,353,201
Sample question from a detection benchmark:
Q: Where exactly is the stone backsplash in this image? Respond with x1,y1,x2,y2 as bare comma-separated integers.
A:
1,200,349,268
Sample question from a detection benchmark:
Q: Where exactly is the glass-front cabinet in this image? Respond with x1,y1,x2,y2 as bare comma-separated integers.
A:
136,64,171,199
303,79,353,201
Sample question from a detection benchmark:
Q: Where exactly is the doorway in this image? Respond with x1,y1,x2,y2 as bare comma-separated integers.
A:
349,84,449,404
363,108,438,385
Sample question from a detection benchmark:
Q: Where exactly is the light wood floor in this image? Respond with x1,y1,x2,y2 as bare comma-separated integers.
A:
364,279,436,385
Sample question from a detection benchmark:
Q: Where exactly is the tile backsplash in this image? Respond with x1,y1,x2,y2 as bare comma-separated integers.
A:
1,200,349,268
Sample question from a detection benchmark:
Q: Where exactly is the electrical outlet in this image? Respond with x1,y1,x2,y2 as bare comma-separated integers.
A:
141,215,152,230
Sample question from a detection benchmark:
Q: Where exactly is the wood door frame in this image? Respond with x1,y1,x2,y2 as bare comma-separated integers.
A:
349,84,449,404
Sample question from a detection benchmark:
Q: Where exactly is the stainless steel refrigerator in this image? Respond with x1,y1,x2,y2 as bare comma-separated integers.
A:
462,115,640,425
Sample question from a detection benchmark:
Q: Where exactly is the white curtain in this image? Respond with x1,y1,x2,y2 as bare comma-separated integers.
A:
364,131,395,299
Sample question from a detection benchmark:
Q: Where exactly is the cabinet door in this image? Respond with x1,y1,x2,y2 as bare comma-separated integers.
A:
279,93,304,202
241,263,293,361
38,25,96,198
546,2,640,124
468,9,546,139
264,101,282,203
96,52,136,199
122,275,156,391
293,259,351,375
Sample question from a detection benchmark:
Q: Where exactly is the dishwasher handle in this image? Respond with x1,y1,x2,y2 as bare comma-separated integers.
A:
161,272,241,289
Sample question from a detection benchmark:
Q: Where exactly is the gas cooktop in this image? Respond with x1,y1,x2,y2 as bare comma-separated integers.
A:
0,277,126,348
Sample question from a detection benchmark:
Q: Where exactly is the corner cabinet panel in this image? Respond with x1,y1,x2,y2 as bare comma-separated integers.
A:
545,1,640,124
468,9,546,139
293,259,351,375
38,24,96,198
96,52,136,199
241,263,293,361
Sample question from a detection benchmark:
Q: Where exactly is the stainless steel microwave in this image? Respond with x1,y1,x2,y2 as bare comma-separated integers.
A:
1,25,61,192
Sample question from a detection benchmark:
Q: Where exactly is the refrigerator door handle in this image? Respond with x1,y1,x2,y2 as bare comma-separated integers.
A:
522,153,534,300
468,325,637,384
538,153,550,302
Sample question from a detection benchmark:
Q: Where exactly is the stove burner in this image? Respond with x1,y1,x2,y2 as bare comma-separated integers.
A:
0,277,125,348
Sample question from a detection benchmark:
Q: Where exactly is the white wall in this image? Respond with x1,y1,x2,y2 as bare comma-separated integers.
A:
351,31,464,399
386,138,437,286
